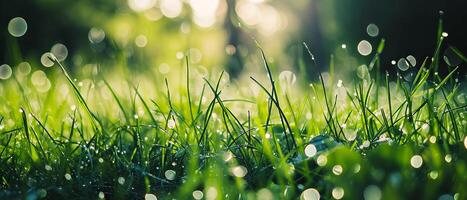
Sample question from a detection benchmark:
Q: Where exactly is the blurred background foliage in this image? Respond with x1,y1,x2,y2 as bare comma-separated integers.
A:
1,0,466,80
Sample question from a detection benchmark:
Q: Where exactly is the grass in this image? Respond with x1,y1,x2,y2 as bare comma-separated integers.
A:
0,30,466,199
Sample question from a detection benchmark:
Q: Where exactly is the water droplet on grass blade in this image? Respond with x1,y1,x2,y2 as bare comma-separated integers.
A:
167,119,176,129
88,28,105,44
357,40,372,56
332,165,343,175
230,165,247,177
65,173,72,180
366,23,379,37
223,151,234,162
397,58,410,71
98,191,105,199
0,64,12,80
8,17,27,37
51,43,68,61
17,62,31,75
164,170,176,180
118,177,125,185
441,32,449,38
332,187,345,199
304,144,317,157
192,190,204,200
41,52,55,67
344,129,357,141
337,79,343,88
353,164,361,173
145,193,158,200
135,35,148,47
300,188,320,200
429,136,436,144
443,154,452,164
316,154,327,166
410,155,423,168
429,171,438,179
406,55,416,66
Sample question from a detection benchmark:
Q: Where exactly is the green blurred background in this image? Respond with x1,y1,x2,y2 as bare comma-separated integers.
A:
1,0,466,80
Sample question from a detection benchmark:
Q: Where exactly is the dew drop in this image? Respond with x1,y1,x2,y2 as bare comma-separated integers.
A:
41,52,55,67
300,188,320,200
344,129,357,141
164,170,176,180
332,165,343,175
225,44,237,55
167,119,176,129
357,40,372,56
230,165,248,178
332,187,345,199
428,170,438,179
316,154,327,166
406,55,416,66
98,191,105,199
88,28,106,44
397,58,410,71
337,80,343,88
0,64,13,80
192,190,204,200
304,144,317,158
145,193,158,200
17,62,31,75
429,136,436,144
410,155,423,168
362,140,370,148
8,17,27,37
51,43,68,62
118,177,125,185
135,34,148,47
444,154,452,163
65,173,72,180
366,24,379,37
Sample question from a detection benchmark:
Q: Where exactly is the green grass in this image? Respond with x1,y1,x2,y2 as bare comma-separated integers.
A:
0,35,466,199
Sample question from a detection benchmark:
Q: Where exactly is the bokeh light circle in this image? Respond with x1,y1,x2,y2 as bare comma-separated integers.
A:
8,17,28,37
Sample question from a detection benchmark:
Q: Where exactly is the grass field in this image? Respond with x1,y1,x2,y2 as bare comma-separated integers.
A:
1,26,466,199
